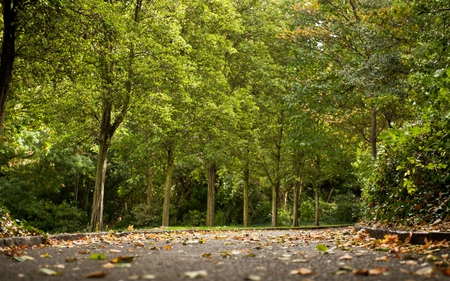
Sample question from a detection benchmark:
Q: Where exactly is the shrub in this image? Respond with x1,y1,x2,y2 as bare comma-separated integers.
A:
52,202,88,233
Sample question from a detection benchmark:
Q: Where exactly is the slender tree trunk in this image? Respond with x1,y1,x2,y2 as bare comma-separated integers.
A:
206,161,216,227
292,178,302,227
162,148,174,226
271,110,284,227
326,187,334,203
243,157,250,227
271,182,279,227
75,173,79,205
146,165,153,206
314,187,319,226
370,107,377,158
90,134,110,231
0,0,17,135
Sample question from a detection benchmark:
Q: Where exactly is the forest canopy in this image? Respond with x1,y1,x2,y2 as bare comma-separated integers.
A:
0,0,449,233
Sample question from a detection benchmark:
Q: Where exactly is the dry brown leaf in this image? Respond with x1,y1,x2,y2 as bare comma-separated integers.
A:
375,256,389,261
84,271,108,278
352,267,388,276
414,266,434,277
441,268,450,276
183,270,208,279
135,241,145,247
338,254,353,260
108,249,121,253
102,263,115,269
289,268,315,275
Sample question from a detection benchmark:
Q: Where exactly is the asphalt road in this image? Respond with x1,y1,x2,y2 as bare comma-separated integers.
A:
1,228,449,281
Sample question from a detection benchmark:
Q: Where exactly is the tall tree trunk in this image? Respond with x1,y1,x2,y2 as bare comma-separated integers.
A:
370,107,377,158
243,156,249,227
271,109,284,227
292,178,302,227
206,161,216,227
0,0,17,135
271,182,279,227
146,165,153,206
162,148,174,226
90,129,111,231
314,187,319,226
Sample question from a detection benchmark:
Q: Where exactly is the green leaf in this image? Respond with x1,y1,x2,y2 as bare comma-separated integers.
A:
13,255,35,262
316,244,328,252
88,253,107,260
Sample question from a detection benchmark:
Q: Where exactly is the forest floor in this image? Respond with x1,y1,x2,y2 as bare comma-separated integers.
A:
1,227,450,281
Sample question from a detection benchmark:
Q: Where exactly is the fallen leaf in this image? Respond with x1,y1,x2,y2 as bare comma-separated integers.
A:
316,244,328,252
289,268,315,275
88,253,107,260
441,268,450,276
164,245,172,251
352,267,388,276
39,268,62,276
40,253,52,258
102,263,115,269
84,271,108,278
183,270,208,279
108,249,121,253
78,250,90,255
109,256,134,263
413,266,434,277
142,274,156,279
66,257,78,262
135,241,145,247
13,255,34,262
338,254,353,260
375,256,389,261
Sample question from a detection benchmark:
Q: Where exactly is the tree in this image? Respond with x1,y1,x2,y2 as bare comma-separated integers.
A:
282,0,410,159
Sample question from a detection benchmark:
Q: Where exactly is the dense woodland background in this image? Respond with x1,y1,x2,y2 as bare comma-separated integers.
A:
0,0,449,234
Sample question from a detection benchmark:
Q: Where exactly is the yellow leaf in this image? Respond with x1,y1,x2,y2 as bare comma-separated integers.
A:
164,245,172,251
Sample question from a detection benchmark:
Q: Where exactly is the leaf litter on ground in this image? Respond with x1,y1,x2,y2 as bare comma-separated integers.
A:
3,227,450,279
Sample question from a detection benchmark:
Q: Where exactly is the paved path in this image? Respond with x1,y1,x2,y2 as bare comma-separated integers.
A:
1,228,449,280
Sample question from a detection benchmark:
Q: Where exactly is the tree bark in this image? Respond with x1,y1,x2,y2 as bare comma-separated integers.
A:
370,107,377,158
271,183,279,227
0,0,17,136
271,109,284,227
206,161,216,227
162,148,174,226
292,178,302,227
314,187,319,226
90,133,110,231
146,165,153,206
243,157,249,227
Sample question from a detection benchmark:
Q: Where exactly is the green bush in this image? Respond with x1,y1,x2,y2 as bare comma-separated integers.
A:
131,204,159,227
358,114,450,226
182,210,206,226
52,202,88,233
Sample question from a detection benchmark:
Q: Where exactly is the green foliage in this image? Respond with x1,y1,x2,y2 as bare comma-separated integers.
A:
52,202,88,233
130,204,159,228
360,111,450,226
183,210,206,227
